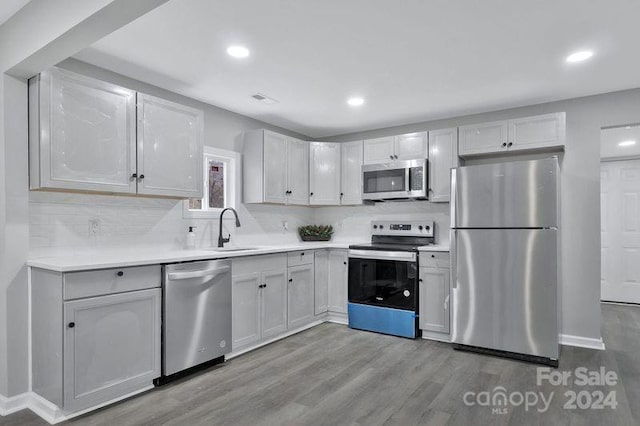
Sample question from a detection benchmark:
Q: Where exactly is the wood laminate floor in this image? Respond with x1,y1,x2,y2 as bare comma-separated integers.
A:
3,303,640,426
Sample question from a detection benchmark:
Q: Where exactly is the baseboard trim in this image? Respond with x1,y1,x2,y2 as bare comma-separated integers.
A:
326,312,348,325
559,333,606,351
0,392,30,416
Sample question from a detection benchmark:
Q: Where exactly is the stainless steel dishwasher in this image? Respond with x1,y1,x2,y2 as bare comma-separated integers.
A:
161,259,232,381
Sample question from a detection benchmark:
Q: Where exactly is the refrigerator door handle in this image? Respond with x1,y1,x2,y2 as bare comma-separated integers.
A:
450,229,457,289
450,168,457,228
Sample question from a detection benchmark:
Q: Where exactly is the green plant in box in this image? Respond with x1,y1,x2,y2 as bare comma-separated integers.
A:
298,225,334,241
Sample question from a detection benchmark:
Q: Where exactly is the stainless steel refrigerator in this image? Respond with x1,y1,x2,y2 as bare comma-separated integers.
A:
450,157,559,366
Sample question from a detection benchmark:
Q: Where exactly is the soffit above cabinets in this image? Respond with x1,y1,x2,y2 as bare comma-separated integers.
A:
74,0,640,138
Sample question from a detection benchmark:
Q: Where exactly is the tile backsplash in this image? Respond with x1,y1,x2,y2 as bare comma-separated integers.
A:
29,192,450,256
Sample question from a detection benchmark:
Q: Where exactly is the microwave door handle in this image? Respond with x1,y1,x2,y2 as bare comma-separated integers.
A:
405,166,411,192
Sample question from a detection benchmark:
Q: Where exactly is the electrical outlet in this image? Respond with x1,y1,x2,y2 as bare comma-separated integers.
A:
88,218,101,236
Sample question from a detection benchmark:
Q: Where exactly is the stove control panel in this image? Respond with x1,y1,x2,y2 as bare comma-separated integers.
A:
371,220,434,237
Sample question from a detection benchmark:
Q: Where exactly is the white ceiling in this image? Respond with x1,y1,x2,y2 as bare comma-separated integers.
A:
74,0,640,138
0,0,30,26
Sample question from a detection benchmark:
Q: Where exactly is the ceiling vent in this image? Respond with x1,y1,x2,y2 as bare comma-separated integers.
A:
251,93,279,105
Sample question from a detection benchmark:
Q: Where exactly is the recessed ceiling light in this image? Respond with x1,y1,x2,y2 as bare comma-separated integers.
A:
347,97,365,107
566,50,593,63
618,140,637,147
227,45,250,58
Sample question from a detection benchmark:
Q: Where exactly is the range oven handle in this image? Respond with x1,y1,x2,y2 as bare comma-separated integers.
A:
348,249,417,262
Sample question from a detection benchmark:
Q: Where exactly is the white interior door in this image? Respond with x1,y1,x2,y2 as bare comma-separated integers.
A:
601,160,640,303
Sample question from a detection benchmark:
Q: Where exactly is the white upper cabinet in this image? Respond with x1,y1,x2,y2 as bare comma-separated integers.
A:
29,67,204,199
458,120,509,156
136,94,203,198
340,141,363,205
286,138,310,205
309,142,341,205
459,112,565,157
428,128,458,203
262,131,288,204
508,112,566,152
29,68,137,194
243,130,309,205
363,133,427,164
394,132,428,161
363,136,395,164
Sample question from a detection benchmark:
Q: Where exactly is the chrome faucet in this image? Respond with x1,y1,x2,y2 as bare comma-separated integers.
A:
218,207,241,247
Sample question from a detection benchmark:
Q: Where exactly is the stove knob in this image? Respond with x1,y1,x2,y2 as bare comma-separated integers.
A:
379,225,384,230
373,225,378,229
418,225,423,231
425,225,430,231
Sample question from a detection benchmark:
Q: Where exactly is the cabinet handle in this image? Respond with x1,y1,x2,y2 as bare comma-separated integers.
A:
394,155,398,159
131,173,137,179
301,252,305,256
419,278,423,282
68,322,75,328
431,254,435,258
343,261,347,265
340,192,344,197
139,174,145,179
116,271,124,277
502,142,507,147
507,142,513,147
389,155,394,159
288,278,293,283
310,192,314,196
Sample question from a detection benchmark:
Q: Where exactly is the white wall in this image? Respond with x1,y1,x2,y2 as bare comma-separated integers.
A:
319,88,640,343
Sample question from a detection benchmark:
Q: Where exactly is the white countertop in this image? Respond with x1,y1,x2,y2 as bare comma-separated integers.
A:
27,242,357,272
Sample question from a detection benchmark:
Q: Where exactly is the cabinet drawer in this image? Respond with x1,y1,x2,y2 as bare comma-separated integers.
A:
287,250,313,267
232,254,287,276
419,252,450,269
63,265,161,300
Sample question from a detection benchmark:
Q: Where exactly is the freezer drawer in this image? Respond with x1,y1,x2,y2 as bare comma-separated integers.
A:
451,229,558,359
163,260,232,376
451,157,558,228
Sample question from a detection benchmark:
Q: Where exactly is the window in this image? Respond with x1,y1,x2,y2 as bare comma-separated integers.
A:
183,147,240,218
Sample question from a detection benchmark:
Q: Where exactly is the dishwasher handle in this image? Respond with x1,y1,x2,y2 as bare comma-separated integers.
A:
167,266,230,281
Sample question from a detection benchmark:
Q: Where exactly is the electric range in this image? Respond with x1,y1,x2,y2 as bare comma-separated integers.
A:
347,220,435,338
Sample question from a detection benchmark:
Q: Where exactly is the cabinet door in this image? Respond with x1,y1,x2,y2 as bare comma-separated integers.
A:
363,136,395,164
286,138,309,205
232,273,261,351
508,112,566,152
287,264,315,329
137,93,203,198
340,141,363,205
458,120,509,157
36,68,137,193
314,250,329,315
428,128,458,203
263,131,288,203
328,250,348,314
394,132,427,161
63,289,160,412
261,269,288,339
309,142,341,205
418,267,450,334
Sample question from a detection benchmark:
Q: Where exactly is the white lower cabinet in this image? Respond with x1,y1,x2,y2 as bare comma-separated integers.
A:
418,252,451,340
63,289,161,412
287,263,315,329
328,250,349,315
314,250,329,315
232,255,288,352
30,266,162,413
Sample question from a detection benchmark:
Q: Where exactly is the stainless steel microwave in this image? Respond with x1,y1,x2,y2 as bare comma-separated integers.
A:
362,159,428,201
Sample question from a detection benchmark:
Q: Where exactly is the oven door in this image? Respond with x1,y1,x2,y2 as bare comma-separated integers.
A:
348,250,417,311
362,159,427,200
